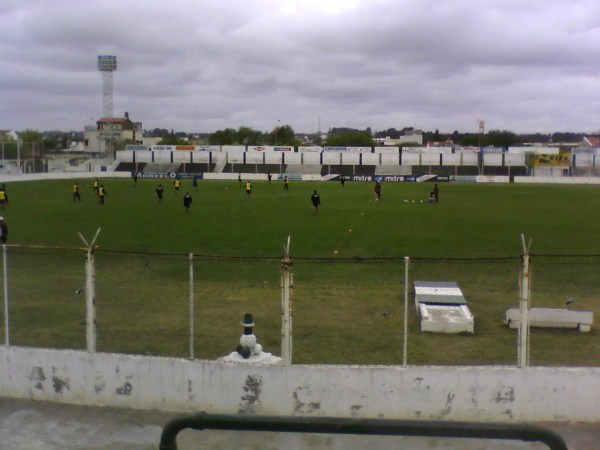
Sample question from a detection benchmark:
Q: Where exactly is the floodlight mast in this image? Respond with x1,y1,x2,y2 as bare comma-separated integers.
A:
98,55,117,118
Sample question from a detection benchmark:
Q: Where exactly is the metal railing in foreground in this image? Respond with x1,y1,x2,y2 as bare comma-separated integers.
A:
158,412,568,450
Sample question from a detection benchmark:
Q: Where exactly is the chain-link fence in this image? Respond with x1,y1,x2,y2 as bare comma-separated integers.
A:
95,251,283,359
520,253,600,367
1,245,598,367
5,246,86,349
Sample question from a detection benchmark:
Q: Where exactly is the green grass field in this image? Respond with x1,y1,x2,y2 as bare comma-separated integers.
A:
1,177,599,366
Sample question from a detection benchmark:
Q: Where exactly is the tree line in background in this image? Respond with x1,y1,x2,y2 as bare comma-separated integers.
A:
144,126,591,148
1,126,590,158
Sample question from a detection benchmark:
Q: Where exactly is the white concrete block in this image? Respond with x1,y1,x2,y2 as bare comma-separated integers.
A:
419,304,475,334
504,307,593,332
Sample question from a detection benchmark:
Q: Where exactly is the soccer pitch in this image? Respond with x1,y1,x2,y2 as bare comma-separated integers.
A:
2,178,600,366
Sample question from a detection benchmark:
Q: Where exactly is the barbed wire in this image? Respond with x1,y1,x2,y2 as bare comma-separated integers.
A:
7,243,600,263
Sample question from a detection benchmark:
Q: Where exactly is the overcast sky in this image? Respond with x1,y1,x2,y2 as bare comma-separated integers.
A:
1,0,599,135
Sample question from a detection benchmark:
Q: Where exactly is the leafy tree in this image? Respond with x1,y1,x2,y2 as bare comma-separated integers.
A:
485,130,519,147
208,126,264,145
518,133,550,144
236,126,263,145
6,129,46,171
18,129,43,144
157,130,188,145
458,133,481,146
269,124,296,146
324,131,374,146
155,128,170,138
42,136,61,152
552,132,583,143
209,128,238,145
329,127,362,135
373,128,401,139
456,130,519,147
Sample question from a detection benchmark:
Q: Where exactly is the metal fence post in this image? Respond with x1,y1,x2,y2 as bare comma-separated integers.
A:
403,256,410,366
189,253,194,360
3,244,9,346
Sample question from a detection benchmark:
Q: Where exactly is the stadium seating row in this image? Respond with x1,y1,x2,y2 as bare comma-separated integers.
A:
115,162,529,177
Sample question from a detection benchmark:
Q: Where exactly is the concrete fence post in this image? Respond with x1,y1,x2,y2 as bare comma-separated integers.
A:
85,246,96,353
403,256,410,366
281,236,293,365
518,234,532,368
3,244,9,346
189,253,194,360
79,228,101,354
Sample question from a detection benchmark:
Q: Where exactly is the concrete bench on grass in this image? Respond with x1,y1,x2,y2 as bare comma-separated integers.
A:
419,303,474,334
504,307,593,332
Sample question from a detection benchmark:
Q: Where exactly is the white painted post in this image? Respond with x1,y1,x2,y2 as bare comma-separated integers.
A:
189,253,194,360
85,246,96,353
518,234,532,368
281,236,293,365
79,228,101,353
3,244,9,345
403,256,410,366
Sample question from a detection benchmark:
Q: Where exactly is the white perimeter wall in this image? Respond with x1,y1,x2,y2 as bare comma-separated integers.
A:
1,346,599,422
514,176,600,185
118,151,530,167
0,171,131,183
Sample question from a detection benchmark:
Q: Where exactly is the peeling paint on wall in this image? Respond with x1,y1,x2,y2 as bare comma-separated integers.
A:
187,380,194,401
50,367,70,395
293,385,321,414
29,367,46,391
3,348,600,423
94,375,106,394
350,404,363,417
239,375,262,414
413,377,431,390
494,386,515,404
116,379,133,396
469,386,481,407
52,376,70,394
439,391,455,417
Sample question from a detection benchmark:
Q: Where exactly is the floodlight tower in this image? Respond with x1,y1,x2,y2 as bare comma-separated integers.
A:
97,55,117,118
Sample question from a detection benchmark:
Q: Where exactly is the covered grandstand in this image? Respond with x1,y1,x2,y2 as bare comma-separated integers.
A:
115,145,535,181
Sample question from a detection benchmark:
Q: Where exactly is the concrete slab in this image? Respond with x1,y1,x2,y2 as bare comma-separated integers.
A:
414,281,474,333
504,307,593,332
419,303,475,333
3,397,598,449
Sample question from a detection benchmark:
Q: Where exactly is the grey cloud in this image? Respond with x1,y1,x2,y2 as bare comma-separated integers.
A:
1,0,600,133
